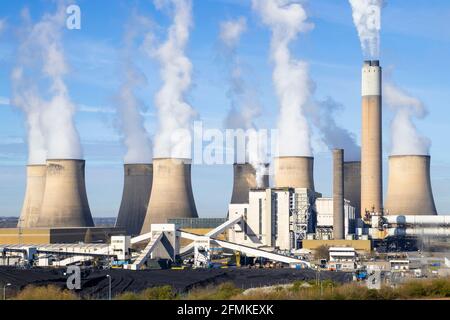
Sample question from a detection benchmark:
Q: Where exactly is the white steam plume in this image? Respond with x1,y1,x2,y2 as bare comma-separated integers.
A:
117,15,153,164
307,97,361,161
219,17,267,187
348,0,383,58
151,0,196,159
12,4,82,161
384,81,430,156
252,0,314,157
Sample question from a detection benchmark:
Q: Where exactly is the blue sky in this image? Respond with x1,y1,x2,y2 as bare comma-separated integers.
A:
0,0,450,217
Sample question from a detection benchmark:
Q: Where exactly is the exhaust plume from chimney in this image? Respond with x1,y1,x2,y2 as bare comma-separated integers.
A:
307,97,361,161
12,3,82,161
117,13,153,164
252,0,314,157
348,0,384,58
219,17,267,186
149,0,197,159
384,80,431,156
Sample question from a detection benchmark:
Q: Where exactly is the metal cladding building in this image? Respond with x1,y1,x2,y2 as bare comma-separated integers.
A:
230,163,269,204
273,156,315,191
18,165,47,228
344,161,361,219
36,159,94,228
385,155,437,216
141,158,198,234
361,60,383,216
115,164,153,236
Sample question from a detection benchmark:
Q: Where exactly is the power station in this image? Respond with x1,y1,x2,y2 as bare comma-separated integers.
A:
36,159,94,228
274,156,315,190
1,60,447,273
18,165,46,228
361,60,383,217
385,155,437,216
141,158,198,234
230,163,269,204
115,164,153,236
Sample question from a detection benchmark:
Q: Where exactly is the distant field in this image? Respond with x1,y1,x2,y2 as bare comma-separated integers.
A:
0,267,352,299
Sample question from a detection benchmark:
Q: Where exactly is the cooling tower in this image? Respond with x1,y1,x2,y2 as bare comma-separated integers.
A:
230,163,269,204
17,165,47,228
141,158,198,234
36,159,94,228
344,161,361,218
333,149,345,240
385,155,437,216
274,156,315,190
115,164,153,236
361,60,383,215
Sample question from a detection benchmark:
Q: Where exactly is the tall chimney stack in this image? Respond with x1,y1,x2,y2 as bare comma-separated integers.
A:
333,149,345,240
115,164,153,236
361,60,383,216
385,155,437,216
344,161,361,218
274,156,315,190
230,163,269,204
141,158,198,234
18,165,47,228
36,159,94,228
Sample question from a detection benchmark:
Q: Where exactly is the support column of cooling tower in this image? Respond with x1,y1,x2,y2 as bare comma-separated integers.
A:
385,155,437,216
361,60,383,216
344,161,361,218
274,156,315,190
17,165,47,228
36,159,94,228
115,164,153,236
141,158,198,234
230,163,269,204
333,149,345,240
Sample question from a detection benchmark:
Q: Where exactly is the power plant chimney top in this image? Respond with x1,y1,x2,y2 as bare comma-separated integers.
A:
389,154,430,159
363,60,380,67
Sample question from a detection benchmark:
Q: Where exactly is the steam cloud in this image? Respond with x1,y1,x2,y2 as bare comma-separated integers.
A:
12,4,82,163
348,0,383,58
117,15,153,164
151,0,196,159
307,97,361,161
252,0,314,157
384,81,431,156
219,17,267,187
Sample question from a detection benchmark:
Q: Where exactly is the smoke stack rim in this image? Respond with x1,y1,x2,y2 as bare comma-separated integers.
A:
388,154,431,159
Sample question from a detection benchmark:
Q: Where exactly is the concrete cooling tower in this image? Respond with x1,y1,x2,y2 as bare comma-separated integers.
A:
274,156,315,190
361,60,383,215
115,164,153,236
344,161,361,218
17,165,47,228
141,158,198,234
385,155,437,216
230,163,269,204
36,159,94,228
